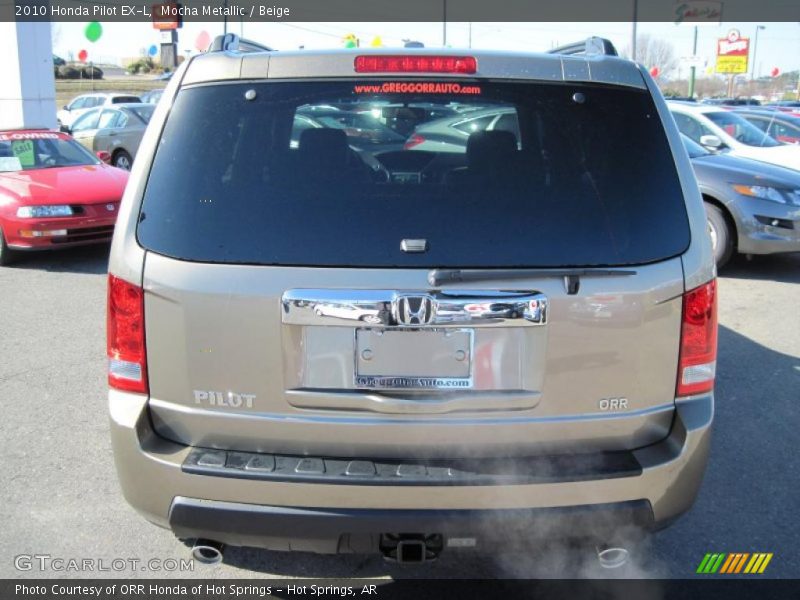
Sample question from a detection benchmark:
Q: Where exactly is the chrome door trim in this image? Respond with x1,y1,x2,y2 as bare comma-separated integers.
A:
281,289,548,327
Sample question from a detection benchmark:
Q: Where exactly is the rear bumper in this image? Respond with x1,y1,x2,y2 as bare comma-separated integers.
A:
169,499,653,554
109,391,713,553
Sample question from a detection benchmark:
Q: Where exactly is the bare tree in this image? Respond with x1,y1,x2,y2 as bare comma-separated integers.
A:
622,34,679,79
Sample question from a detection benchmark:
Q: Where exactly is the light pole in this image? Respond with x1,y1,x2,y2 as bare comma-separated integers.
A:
750,25,765,81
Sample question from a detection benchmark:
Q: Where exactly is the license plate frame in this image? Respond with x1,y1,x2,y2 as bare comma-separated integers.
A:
354,328,474,390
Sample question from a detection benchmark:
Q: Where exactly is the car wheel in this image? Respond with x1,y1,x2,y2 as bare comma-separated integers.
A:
0,228,17,266
113,150,133,170
705,202,733,269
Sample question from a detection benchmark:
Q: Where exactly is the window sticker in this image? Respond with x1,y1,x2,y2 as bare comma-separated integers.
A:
11,140,35,167
0,132,62,141
0,156,23,172
353,82,482,95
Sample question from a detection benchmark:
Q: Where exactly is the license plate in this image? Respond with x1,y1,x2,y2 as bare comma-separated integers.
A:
354,328,473,390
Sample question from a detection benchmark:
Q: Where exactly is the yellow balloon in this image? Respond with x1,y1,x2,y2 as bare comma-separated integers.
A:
371,36,383,47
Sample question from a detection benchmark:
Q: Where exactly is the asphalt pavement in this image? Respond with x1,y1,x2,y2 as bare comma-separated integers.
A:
1,246,798,579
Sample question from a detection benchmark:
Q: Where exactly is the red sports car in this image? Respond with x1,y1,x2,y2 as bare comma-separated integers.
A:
0,129,129,265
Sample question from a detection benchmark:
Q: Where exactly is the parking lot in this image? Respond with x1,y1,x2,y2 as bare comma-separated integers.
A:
1,245,798,579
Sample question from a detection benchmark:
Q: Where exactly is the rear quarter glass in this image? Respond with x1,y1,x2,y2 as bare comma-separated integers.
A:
136,80,690,268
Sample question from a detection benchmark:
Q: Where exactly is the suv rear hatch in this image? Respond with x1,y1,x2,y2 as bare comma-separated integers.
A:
135,74,690,459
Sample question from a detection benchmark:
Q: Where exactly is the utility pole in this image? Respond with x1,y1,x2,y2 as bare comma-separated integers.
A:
751,25,765,81
442,0,447,46
688,25,698,98
631,0,638,61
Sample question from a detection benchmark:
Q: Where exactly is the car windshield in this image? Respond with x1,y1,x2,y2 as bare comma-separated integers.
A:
137,80,690,268
705,111,780,147
681,134,709,158
0,132,99,172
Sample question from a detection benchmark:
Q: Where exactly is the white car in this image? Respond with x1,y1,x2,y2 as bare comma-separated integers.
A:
57,93,142,130
669,101,800,172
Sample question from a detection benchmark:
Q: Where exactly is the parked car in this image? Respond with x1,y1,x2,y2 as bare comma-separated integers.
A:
669,101,800,171
56,92,142,130
766,100,800,111
733,109,800,145
404,106,520,153
701,97,761,106
682,134,800,267
69,104,155,170
0,129,128,265
108,37,716,564
140,89,165,104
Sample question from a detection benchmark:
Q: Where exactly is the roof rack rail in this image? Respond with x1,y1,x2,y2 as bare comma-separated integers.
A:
209,33,274,54
547,37,618,57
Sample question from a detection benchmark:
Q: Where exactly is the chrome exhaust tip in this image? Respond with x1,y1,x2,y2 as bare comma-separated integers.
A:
191,539,225,565
596,545,629,569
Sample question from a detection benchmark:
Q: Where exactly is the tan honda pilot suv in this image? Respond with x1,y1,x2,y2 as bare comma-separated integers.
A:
108,35,717,565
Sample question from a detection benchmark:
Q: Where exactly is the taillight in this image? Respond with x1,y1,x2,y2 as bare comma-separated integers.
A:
677,279,717,396
107,274,148,393
354,55,477,74
404,133,426,149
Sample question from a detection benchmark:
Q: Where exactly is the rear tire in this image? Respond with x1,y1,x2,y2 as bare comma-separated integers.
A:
0,228,17,266
705,202,733,269
113,150,133,170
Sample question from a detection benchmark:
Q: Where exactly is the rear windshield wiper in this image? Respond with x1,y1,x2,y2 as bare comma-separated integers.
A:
428,268,637,294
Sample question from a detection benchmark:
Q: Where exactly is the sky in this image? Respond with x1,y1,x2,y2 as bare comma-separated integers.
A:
52,21,800,80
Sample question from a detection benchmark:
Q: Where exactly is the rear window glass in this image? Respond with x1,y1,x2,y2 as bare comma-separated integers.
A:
137,80,690,268
112,96,141,104
128,105,155,124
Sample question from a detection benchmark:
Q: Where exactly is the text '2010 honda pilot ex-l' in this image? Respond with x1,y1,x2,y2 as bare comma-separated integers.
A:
108,36,717,565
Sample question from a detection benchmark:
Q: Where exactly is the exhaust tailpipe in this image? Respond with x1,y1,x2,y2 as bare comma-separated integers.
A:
191,539,225,565
596,545,629,569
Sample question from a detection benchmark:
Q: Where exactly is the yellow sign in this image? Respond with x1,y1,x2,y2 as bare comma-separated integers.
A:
716,55,748,74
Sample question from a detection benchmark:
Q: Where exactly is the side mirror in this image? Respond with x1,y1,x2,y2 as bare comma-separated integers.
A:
96,151,112,164
60,124,71,134
62,105,68,110
700,134,724,150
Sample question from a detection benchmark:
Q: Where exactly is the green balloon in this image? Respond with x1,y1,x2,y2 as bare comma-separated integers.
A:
85,22,102,43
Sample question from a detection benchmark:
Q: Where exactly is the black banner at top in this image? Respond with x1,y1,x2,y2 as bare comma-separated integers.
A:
4,0,800,23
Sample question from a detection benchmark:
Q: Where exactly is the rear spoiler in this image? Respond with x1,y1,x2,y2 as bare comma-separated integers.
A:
209,33,274,54
548,37,618,57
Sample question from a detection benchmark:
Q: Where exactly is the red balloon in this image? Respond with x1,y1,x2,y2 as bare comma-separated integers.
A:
195,31,211,52
649,66,660,78
78,49,88,62
771,67,780,77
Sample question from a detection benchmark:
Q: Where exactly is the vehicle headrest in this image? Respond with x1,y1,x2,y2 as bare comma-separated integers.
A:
466,130,517,169
298,128,349,168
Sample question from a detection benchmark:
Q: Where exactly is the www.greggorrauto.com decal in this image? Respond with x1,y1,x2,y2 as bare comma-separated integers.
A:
354,82,482,95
